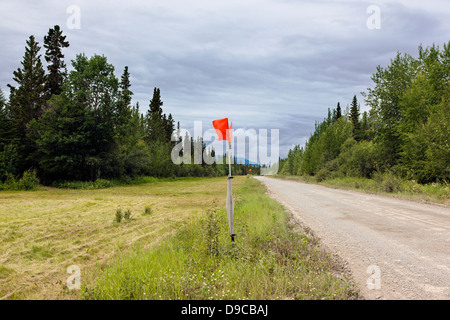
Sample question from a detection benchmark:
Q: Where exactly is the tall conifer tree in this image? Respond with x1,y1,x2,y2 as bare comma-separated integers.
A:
0,89,13,150
120,66,132,107
43,25,69,97
145,88,164,143
336,102,342,120
7,35,46,172
349,95,361,141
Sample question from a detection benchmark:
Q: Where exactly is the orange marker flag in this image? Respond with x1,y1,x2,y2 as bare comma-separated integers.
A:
212,118,232,141
212,117,235,247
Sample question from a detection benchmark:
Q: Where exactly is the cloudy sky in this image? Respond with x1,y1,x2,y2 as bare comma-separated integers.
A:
1,0,449,159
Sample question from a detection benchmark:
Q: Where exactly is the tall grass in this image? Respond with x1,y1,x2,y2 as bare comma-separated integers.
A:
51,176,184,190
82,178,358,300
51,178,114,190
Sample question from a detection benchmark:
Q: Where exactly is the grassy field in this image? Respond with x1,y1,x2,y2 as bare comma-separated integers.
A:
0,177,240,299
0,176,358,300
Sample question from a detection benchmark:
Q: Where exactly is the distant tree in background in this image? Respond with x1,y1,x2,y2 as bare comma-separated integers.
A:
336,102,342,120
144,88,176,177
119,66,132,106
145,88,174,145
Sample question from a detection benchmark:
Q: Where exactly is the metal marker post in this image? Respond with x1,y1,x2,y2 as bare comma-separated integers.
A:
226,139,235,247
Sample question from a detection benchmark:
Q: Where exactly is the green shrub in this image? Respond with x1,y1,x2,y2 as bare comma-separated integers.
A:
2,173,18,190
115,208,123,223
124,209,132,221
0,170,39,191
373,171,403,193
403,180,423,194
143,206,152,215
19,169,40,190
93,178,114,189
315,168,330,182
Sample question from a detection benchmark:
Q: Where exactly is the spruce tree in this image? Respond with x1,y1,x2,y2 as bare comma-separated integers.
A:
7,35,47,172
116,66,133,138
43,25,69,97
149,88,163,114
119,66,132,107
144,88,177,176
349,95,361,141
336,102,342,120
166,113,175,142
0,89,9,144
183,131,191,164
0,89,15,152
8,36,47,126
145,87,164,143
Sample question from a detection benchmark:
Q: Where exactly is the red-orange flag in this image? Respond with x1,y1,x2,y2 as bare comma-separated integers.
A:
212,118,232,141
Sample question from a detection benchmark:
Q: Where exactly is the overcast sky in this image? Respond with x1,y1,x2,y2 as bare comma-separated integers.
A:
1,0,449,159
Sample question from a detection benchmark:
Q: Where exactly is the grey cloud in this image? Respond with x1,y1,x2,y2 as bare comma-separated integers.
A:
1,0,449,158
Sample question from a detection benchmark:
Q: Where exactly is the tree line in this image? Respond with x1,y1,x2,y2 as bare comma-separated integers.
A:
279,42,449,184
0,25,256,186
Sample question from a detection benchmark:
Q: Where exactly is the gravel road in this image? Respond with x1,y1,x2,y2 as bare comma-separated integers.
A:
255,176,450,300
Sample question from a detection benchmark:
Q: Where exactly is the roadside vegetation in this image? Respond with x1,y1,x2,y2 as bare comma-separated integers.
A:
275,174,449,205
279,42,449,205
81,177,358,300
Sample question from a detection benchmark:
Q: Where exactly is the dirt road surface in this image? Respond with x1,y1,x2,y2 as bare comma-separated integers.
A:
255,176,450,300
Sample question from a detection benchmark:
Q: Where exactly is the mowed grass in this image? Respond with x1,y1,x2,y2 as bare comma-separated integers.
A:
0,177,240,299
81,177,358,300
